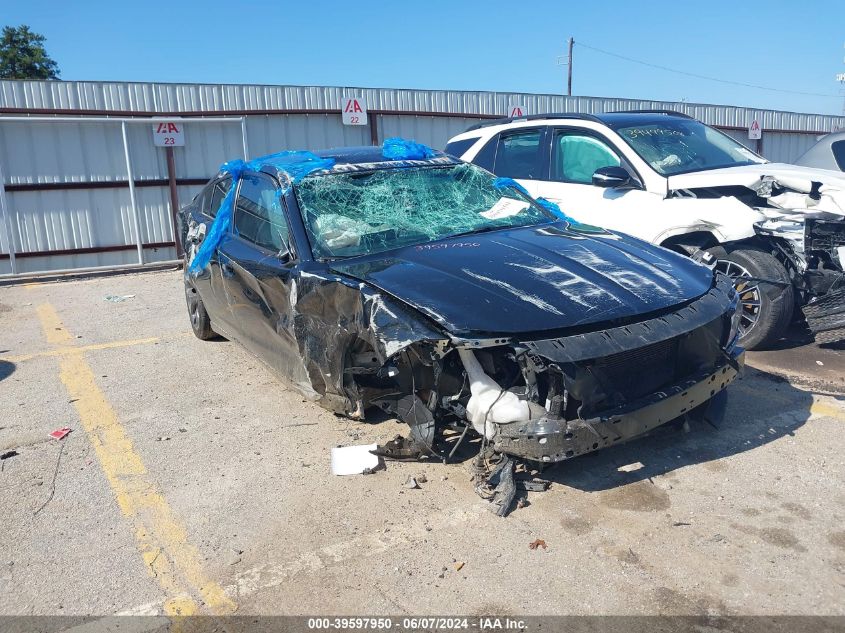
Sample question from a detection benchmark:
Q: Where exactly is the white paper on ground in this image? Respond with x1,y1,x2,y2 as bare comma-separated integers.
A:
331,443,379,475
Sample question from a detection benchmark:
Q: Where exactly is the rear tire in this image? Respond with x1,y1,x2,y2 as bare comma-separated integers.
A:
707,245,794,351
185,283,215,340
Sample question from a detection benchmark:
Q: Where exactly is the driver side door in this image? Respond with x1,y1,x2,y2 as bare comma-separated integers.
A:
217,172,300,379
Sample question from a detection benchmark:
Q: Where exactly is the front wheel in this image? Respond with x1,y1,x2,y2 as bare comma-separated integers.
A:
707,245,794,350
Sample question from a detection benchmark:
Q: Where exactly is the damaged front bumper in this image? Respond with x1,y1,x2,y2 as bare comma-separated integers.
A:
493,347,743,462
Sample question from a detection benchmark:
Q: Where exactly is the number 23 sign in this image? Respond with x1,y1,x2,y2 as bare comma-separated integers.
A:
152,121,185,147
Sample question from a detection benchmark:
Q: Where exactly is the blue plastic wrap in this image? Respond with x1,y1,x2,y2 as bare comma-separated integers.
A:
382,137,436,161
535,197,580,224
188,151,335,276
492,177,530,197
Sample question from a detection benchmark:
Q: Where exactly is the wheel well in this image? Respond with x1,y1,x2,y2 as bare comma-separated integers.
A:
660,231,720,256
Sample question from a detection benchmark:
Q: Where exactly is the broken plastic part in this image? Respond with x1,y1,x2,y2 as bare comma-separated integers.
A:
381,137,436,161
458,348,536,439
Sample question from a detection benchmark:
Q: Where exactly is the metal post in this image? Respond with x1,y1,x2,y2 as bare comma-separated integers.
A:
165,146,183,257
121,121,144,265
240,117,250,160
369,114,379,146
0,159,17,275
567,38,574,96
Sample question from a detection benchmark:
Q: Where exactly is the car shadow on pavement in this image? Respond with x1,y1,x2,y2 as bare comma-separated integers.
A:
766,320,845,352
543,367,815,493
0,360,15,382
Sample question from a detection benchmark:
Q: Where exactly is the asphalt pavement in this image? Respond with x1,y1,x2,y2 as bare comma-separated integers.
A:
0,270,843,617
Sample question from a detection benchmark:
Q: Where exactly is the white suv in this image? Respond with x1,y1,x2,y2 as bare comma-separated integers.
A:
446,111,845,349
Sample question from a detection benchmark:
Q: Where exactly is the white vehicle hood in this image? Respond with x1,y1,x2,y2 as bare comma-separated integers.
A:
667,163,845,220
667,163,845,190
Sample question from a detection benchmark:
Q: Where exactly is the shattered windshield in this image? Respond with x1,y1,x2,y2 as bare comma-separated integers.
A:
614,119,767,175
294,163,556,259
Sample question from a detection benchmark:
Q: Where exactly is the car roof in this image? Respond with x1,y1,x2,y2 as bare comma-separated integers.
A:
249,146,458,182
461,110,694,134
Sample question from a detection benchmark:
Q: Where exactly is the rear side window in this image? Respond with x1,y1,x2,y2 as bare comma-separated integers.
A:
494,129,543,179
444,137,479,159
206,177,232,218
831,140,845,171
233,173,289,252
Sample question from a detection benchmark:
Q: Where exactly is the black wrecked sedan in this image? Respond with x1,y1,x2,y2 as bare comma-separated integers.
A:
179,141,744,508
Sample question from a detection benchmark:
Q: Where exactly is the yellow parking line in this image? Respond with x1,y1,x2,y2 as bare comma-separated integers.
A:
3,337,159,363
810,399,845,420
36,303,236,616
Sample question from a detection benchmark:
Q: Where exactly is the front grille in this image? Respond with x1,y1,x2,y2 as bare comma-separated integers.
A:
591,337,678,401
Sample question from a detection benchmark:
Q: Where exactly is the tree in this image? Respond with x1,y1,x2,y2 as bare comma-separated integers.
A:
0,25,60,80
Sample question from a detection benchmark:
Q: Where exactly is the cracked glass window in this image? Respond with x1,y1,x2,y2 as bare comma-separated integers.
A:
294,163,555,259
616,119,766,175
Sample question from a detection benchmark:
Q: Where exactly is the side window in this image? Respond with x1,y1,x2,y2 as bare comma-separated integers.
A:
494,129,543,179
831,140,845,171
233,173,289,253
206,177,232,218
471,135,498,171
551,132,621,184
444,137,479,159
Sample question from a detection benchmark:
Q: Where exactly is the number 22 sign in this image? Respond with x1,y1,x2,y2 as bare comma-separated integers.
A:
341,98,368,126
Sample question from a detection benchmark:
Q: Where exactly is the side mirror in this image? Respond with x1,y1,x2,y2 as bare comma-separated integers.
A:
592,166,634,189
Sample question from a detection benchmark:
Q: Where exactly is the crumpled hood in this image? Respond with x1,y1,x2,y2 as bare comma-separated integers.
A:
668,163,845,219
667,162,845,191
329,223,715,336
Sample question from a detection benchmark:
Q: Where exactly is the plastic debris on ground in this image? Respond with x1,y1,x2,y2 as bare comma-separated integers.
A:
331,443,380,475
49,427,71,440
381,137,436,161
103,294,135,303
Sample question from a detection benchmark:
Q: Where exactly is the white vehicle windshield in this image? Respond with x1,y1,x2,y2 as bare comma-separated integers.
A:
614,119,767,175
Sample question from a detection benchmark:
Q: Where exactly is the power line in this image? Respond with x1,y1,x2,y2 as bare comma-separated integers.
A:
576,41,841,98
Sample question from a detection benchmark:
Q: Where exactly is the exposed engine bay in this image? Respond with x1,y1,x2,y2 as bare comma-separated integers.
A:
352,275,743,515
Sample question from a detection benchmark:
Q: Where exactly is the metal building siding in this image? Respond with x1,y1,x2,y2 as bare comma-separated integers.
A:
243,114,370,158
3,79,845,276
377,115,482,148
762,133,821,164
9,188,137,252
3,80,845,132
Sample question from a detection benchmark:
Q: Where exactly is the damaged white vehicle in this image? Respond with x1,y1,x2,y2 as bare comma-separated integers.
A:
446,111,845,348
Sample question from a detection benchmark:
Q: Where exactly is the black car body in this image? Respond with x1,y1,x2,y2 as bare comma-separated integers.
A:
178,144,744,464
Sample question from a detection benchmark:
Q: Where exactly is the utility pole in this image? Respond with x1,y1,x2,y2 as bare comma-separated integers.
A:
567,37,574,96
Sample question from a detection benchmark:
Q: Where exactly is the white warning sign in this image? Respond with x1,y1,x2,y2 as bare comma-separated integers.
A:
509,104,527,118
342,98,368,126
748,120,762,140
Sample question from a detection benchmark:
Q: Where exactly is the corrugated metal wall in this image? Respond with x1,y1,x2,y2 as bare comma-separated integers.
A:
2,80,844,276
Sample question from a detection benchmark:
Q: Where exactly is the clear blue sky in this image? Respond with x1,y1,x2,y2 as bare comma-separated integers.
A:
5,0,845,115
